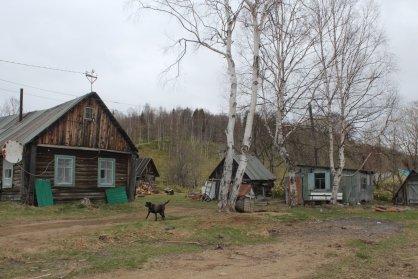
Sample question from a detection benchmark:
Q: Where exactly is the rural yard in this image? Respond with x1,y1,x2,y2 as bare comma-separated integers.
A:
1,195,418,279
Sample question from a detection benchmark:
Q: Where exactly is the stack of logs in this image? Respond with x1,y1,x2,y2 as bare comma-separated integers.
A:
136,182,159,197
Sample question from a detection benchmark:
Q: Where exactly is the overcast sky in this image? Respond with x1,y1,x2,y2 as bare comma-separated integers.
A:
0,0,417,114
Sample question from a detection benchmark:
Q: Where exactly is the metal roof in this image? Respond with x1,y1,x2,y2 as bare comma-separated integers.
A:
136,158,160,177
232,153,276,181
0,92,137,152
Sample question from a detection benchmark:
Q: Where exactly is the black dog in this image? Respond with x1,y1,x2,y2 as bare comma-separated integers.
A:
145,200,170,221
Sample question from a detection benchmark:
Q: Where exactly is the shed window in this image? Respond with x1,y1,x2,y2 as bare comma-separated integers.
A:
98,158,115,187
85,107,94,120
54,155,75,187
314,173,326,190
2,160,13,189
361,177,368,189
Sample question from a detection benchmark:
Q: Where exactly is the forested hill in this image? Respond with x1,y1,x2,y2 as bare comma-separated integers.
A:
113,105,412,192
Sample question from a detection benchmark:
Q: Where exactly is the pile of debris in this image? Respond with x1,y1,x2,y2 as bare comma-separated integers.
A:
373,205,405,212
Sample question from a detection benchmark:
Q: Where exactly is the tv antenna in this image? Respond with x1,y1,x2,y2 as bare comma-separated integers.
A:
85,69,98,92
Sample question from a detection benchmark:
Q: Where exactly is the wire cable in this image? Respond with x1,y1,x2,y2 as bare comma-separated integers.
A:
0,78,79,97
0,58,85,74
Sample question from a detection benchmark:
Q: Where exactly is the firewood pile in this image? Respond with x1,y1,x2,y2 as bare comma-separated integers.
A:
136,182,159,197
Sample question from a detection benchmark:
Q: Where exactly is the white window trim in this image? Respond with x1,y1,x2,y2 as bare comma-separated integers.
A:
54,155,75,187
97,158,115,187
2,160,13,189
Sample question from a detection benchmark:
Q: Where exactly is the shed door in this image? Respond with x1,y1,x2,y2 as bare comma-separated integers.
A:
2,160,13,189
407,182,418,204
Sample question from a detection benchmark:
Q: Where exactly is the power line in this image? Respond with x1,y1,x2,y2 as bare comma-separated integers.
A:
0,78,79,97
0,58,85,74
0,77,135,108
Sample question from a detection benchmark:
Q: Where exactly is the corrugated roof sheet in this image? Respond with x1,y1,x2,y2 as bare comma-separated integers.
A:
136,158,160,177
232,152,276,181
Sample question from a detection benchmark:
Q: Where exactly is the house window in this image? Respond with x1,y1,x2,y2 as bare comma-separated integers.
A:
54,155,75,187
2,160,13,189
98,158,115,187
85,107,94,121
314,173,326,190
361,177,368,189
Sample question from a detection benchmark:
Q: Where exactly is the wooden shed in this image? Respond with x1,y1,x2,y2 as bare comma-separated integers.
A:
393,170,418,206
0,92,138,204
206,152,276,200
136,158,159,184
292,165,374,204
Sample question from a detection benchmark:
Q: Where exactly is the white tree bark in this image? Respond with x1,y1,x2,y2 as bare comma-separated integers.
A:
134,0,243,210
311,0,396,204
228,0,271,211
218,0,240,211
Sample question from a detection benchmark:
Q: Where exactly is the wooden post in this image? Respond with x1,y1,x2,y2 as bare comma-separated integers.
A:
127,154,137,201
28,144,37,205
19,88,23,122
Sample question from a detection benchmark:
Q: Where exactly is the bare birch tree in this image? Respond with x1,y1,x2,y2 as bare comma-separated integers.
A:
398,101,418,170
310,0,396,204
133,0,244,210
0,97,19,116
227,0,273,211
258,0,316,206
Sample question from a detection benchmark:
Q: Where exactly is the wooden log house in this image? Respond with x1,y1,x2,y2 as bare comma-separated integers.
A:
0,92,138,204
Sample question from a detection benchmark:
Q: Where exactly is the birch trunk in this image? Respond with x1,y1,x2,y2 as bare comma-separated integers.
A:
218,3,238,210
228,0,264,211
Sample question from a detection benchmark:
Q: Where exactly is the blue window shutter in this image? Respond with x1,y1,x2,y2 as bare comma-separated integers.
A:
325,172,331,190
308,173,314,191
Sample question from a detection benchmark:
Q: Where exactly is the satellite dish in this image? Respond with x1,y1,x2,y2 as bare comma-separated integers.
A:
2,140,23,164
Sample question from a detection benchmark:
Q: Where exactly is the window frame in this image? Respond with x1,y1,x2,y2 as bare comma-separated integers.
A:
84,107,94,121
314,172,326,190
97,158,115,187
361,176,368,189
2,160,13,189
54,155,76,187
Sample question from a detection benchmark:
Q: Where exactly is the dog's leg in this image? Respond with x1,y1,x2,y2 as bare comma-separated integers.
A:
146,211,150,219
154,213,158,221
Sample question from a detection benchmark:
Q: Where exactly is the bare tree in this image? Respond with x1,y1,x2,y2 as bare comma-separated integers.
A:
133,0,244,210
398,101,418,170
258,0,316,206
0,97,19,116
310,0,396,204
227,0,273,211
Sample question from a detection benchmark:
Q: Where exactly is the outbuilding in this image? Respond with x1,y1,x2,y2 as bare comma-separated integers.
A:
205,152,276,200
292,165,374,204
393,170,418,206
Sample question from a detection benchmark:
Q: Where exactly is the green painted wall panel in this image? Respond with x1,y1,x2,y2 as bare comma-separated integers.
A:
105,187,128,205
35,179,53,207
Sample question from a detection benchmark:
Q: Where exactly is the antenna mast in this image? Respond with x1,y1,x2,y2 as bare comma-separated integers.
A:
85,69,98,92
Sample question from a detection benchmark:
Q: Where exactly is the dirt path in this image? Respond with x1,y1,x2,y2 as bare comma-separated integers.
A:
0,207,209,253
0,207,404,279
86,217,403,279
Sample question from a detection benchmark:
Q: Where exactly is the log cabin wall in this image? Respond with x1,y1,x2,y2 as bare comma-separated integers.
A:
34,147,131,202
37,96,131,152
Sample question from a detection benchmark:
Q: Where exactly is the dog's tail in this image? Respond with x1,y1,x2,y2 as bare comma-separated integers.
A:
164,199,170,205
